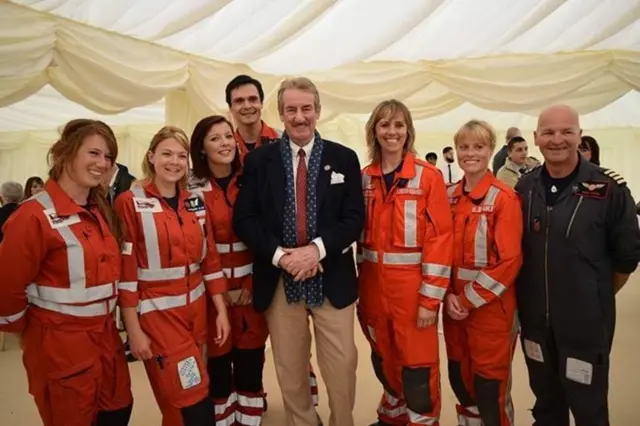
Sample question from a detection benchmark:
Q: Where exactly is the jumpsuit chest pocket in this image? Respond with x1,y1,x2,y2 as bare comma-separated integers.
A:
460,212,497,268
391,193,427,249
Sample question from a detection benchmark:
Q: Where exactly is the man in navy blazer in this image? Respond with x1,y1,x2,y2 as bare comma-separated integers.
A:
233,77,365,426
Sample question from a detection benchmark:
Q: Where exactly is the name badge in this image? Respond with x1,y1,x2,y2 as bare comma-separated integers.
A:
44,209,81,229
472,205,495,213
133,197,162,213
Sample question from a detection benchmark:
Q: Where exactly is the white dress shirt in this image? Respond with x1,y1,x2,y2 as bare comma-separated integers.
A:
272,138,327,267
438,161,462,185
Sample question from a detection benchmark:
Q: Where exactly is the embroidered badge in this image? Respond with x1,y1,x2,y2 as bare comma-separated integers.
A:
602,168,626,186
133,197,162,213
44,208,80,229
576,181,609,199
184,196,205,212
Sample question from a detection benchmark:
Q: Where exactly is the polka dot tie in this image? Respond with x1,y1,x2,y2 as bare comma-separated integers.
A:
296,149,308,245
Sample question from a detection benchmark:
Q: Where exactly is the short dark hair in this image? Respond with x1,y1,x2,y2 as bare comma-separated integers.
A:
579,135,600,166
225,75,264,107
426,152,437,161
442,146,453,155
190,115,240,179
507,136,526,151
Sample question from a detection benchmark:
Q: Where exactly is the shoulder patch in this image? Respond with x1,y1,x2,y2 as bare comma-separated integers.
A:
601,168,626,186
184,196,206,212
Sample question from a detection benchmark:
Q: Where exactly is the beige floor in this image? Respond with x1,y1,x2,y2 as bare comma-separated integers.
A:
1,277,639,426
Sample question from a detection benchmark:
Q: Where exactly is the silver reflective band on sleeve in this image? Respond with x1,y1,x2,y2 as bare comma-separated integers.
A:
204,271,225,281
236,412,262,426
474,185,500,268
137,263,200,281
26,282,115,304
407,165,424,189
464,283,488,308
457,268,479,281
360,249,421,265
29,297,116,317
0,308,27,324
138,281,206,315
422,263,451,278
362,249,378,262
118,281,138,292
476,271,508,297
458,411,482,426
131,186,162,270
407,409,438,425
223,263,253,279
215,242,249,253
356,253,364,264
419,282,447,300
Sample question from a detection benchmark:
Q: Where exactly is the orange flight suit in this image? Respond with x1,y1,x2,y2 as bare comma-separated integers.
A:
357,153,454,426
0,180,133,426
190,173,269,426
234,120,279,161
114,182,227,426
444,171,523,426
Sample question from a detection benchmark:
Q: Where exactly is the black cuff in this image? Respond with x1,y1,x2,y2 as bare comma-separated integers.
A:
613,260,638,275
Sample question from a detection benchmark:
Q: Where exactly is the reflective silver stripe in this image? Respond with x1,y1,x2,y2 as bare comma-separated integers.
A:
214,392,237,416
474,185,500,268
137,263,200,281
35,191,99,302
189,189,208,263
464,283,487,308
458,414,483,426
204,271,224,281
422,263,451,278
384,390,399,406
0,308,26,324
407,409,438,425
223,263,253,279
131,186,162,269
138,281,206,315
457,267,479,281
356,253,364,264
419,282,447,300
476,271,508,297
407,165,424,188
360,249,421,265
26,282,114,304
378,406,408,420
237,394,265,409
30,296,116,317
216,242,249,253
404,199,418,247
367,325,377,343
118,281,137,292
236,412,262,426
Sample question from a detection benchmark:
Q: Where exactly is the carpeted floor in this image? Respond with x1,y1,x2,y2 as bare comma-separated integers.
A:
1,276,639,425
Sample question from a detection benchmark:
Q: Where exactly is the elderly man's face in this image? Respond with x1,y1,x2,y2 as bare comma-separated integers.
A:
534,107,582,165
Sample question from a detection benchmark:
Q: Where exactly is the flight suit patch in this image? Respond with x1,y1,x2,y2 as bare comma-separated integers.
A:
575,181,609,199
44,209,81,229
184,196,205,212
602,168,626,186
134,197,162,213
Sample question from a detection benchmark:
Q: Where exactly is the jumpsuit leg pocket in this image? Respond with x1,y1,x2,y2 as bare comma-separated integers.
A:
47,358,100,426
148,339,210,408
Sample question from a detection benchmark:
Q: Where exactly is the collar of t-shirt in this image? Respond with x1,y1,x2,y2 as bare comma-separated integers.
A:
540,158,581,205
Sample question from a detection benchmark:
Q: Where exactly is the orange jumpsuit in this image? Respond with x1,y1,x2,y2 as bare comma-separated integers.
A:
0,180,133,426
443,171,523,426
357,154,454,426
234,120,280,160
190,174,269,426
114,182,227,426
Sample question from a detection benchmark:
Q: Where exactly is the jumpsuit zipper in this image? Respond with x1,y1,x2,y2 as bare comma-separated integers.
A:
461,217,469,264
544,206,552,326
565,196,584,238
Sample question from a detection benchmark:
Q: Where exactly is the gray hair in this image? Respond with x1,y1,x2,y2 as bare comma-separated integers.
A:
1,181,23,204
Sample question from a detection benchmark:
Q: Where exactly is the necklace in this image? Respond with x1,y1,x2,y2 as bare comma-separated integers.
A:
551,185,558,193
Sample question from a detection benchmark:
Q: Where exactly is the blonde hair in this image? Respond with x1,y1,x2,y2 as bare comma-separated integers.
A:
277,77,321,115
454,120,497,151
365,99,417,164
141,126,190,189
48,119,122,242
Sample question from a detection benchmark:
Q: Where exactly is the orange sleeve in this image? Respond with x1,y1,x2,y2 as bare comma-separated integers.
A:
459,191,523,310
200,213,228,296
419,174,454,311
113,194,141,309
0,206,45,333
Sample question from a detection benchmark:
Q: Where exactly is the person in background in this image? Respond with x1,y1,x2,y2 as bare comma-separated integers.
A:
226,73,323,418
104,162,136,205
492,127,521,174
189,115,270,426
495,136,540,188
0,181,23,242
23,176,44,199
444,120,522,426
0,119,133,426
439,146,462,185
515,105,640,426
357,99,453,426
425,152,438,166
233,77,364,426
114,126,230,426
579,135,600,165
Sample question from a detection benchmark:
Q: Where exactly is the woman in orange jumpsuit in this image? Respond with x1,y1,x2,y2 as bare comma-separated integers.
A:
0,119,133,426
357,100,454,426
114,126,230,426
443,119,523,426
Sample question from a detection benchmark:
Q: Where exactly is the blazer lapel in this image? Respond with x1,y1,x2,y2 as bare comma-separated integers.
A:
267,148,286,218
316,144,332,208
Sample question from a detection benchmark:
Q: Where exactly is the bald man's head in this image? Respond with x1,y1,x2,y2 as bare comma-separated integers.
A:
534,104,582,166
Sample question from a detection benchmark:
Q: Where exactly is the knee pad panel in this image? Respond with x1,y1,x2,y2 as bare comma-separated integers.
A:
474,374,501,426
95,404,133,426
207,352,233,398
181,397,214,426
401,366,433,414
371,351,397,398
448,360,475,407
233,347,266,392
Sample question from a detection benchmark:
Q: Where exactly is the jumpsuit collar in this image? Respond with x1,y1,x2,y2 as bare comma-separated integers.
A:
142,181,190,211
367,152,418,179
454,170,495,201
531,154,595,202
44,179,99,217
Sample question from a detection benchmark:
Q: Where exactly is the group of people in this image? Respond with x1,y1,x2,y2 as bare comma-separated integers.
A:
0,72,638,426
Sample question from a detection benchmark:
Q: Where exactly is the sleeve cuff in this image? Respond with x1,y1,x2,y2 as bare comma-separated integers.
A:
272,246,286,267
312,238,327,260
458,292,474,311
613,260,638,275
206,278,228,296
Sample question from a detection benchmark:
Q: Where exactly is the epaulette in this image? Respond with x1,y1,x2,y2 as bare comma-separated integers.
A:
601,168,627,186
